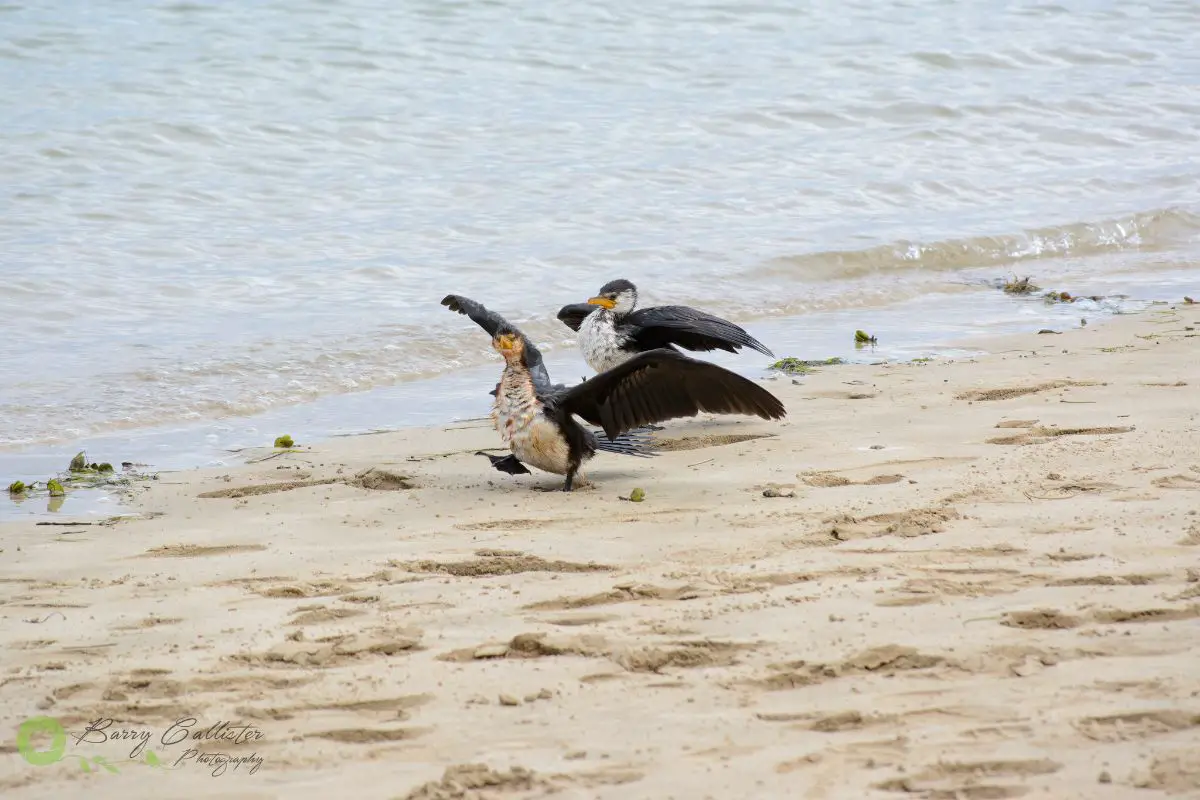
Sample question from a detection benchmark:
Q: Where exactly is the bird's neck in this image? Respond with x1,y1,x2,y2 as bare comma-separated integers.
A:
501,354,535,388
496,359,539,411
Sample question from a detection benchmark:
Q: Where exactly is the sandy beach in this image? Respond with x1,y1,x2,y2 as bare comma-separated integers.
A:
2,302,1199,799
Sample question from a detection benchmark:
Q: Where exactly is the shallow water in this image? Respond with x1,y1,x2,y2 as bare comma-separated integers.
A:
2,0,1199,487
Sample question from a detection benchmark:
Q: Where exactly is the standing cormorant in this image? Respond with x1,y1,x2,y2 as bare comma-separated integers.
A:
557,279,775,374
442,294,787,491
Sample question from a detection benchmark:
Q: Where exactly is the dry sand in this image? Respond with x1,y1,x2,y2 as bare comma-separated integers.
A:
2,301,1199,799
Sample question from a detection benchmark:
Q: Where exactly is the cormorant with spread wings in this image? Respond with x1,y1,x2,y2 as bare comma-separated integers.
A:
557,279,774,374
442,294,787,491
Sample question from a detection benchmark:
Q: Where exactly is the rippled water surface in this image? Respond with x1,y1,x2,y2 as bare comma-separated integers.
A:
2,0,1200,452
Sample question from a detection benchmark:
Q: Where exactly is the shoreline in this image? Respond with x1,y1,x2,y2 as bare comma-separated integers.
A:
3,270,1190,524
6,206,1199,452
2,299,1198,797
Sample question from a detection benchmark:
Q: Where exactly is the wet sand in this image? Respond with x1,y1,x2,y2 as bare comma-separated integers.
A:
2,302,1199,799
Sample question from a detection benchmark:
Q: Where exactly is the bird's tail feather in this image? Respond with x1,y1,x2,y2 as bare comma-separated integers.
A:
592,426,657,458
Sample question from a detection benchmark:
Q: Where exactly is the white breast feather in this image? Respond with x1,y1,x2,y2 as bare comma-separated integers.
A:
579,310,630,373
491,367,571,475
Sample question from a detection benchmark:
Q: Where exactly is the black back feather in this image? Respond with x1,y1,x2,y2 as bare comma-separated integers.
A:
552,348,787,440
625,306,775,357
555,297,774,359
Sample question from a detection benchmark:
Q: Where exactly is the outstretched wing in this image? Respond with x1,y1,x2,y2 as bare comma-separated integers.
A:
556,302,596,333
440,294,554,391
554,348,786,440
625,306,774,358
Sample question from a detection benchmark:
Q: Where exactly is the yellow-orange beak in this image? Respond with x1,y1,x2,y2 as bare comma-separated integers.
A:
495,333,516,351
587,295,616,309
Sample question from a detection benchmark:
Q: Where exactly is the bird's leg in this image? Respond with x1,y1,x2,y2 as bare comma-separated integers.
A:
562,466,577,492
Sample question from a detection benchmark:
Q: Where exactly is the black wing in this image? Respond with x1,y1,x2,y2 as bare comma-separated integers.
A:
625,306,774,358
552,348,786,440
556,302,596,333
440,294,554,391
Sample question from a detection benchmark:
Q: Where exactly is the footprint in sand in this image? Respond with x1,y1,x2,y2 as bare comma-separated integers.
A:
524,572,827,612
1047,573,1167,587
393,552,613,577
396,764,643,800
651,433,775,452
745,644,945,691
999,605,1200,630
877,573,1039,607
112,615,183,631
1000,609,1083,630
1075,710,1200,743
398,765,545,799
197,467,414,499
1023,478,1124,499
1091,606,1200,624
1135,750,1200,794
758,709,890,733
987,425,1134,446
800,472,906,488
1152,474,1200,490
254,581,356,598
524,584,714,611
824,507,960,541
956,380,1101,402
874,758,1061,797
439,631,752,673
287,606,365,626
139,544,265,558
455,518,559,531
236,629,423,668
542,613,622,627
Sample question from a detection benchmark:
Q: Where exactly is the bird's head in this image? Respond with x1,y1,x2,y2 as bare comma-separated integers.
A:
491,326,526,361
587,278,637,316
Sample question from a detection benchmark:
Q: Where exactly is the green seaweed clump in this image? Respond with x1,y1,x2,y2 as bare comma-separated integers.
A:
1002,276,1040,295
1043,291,1073,304
768,357,813,374
274,434,295,448
768,356,846,375
47,479,65,497
60,455,121,486
910,356,934,364
629,487,646,503
854,330,877,345
7,481,26,495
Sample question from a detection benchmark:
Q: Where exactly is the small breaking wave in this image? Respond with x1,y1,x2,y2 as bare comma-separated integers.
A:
754,207,1200,282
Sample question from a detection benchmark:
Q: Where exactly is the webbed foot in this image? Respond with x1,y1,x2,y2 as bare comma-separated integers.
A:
475,451,531,475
